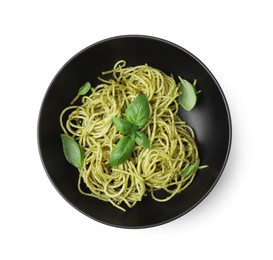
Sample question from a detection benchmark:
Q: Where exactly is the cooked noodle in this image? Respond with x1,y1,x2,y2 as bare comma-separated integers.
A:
60,60,201,211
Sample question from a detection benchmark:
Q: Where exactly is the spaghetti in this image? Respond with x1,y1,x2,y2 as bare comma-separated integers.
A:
60,60,201,211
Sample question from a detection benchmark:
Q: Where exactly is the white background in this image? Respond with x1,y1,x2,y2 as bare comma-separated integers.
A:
1,0,272,259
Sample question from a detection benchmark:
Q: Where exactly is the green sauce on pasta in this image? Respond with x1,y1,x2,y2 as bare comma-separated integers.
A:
60,60,202,211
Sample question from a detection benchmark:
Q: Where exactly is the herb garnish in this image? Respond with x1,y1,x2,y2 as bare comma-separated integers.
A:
109,93,151,167
61,134,84,168
109,136,135,167
180,163,199,177
125,93,150,128
70,82,91,104
178,77,199,111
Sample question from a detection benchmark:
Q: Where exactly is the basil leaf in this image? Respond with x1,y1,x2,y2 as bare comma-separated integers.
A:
78,82,91,96
178,76,197,111
112,117,134,135
135,131,150,149
109,136,135,167
125,94,150,128
61,134,84,168
180,164,198,177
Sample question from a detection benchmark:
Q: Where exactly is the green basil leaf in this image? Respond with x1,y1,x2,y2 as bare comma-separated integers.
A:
178,76,197,111
112,117,134,135
78,82,91,96
61,134,84,168
180,164,198,177
125,94,150,128
135,131,150,149
109,136,135,167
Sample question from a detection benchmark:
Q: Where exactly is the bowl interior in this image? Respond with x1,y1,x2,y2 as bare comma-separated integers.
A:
38,35,231,228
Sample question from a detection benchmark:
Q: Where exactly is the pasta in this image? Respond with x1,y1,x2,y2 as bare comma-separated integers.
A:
60,60,201,211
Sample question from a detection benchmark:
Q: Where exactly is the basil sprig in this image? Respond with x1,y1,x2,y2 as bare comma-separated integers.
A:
61,134,84,168
109,136,135,167
180,163,199,177
112,117,135,135
135,131,150,149
125,93,150,128
109,93,151,167
70,82,91,104
77,82,91,96
178,76,199,111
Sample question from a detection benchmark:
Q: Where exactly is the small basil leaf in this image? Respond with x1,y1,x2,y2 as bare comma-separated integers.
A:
178,76,197,111
109,136,135,167
180,164,198,177
135,131,150,149
125,94,150,128
61,134,84,168
112,117,134,135
78,82,91,96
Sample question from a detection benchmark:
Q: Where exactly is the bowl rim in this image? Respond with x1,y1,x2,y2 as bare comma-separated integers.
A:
37,34,232,228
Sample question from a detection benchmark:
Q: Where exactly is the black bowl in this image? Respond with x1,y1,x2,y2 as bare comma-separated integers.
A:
38,35,231,228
